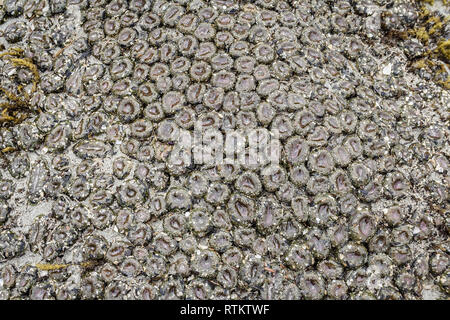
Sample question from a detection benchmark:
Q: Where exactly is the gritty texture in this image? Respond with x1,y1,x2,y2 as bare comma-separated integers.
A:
0,0,449,300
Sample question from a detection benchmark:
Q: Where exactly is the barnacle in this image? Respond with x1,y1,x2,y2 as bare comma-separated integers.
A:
437,39,450,60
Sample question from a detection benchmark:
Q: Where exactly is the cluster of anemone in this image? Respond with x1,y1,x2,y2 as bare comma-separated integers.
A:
0,0,449,300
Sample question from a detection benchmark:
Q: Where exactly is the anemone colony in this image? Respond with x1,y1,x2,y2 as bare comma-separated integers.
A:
0,0,449,300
